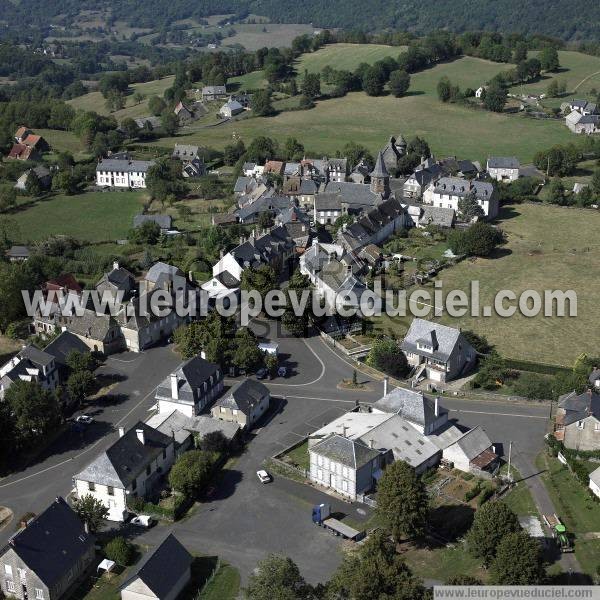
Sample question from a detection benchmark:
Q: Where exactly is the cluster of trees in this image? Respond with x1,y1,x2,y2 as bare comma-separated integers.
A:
168,449,219,499
546,168,600,208
366,337,410,379
448,222,505,257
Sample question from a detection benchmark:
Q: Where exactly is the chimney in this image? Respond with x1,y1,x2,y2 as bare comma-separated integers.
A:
434,397,439,417
383,376,388,396
112,261,119,271
369,438,374,449
118,427,125,437
219,249,224,259
136,429,145,445
171,373,179,400
342,425,348,438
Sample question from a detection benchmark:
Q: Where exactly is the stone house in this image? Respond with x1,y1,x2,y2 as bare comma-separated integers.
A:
211,379,270,429
487,156,520,182
554,389,600,451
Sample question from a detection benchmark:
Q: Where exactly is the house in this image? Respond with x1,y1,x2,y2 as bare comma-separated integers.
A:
96,262,136,301
174,101,194,123
73,422,176,521
233,176,257,196
201,85,227,101
6,245,30,262
0,497,95,600
263,160,285,176
235,193,292,225
219,99,244,118
487,157,520,182
134,116,161,130
42,330,90,388
442,426,499,477
589,466,600,499
403,158,444,199
120,534,192,600
96,158,155,189
417,205,455,229
401,318,477,382
155,355,223,417
423,176,499,219
182,158,206,178
8,130,48,161
565,99,598,115
379,135,406,174
349,158,372,184
15,166,51,191
172,144,199,162
554,389,600,451
211,379,270,429
314,193,343,225
133,214,172,233
0,344,59,399
14,126,33,143
565,110,600,135
242,162,264,178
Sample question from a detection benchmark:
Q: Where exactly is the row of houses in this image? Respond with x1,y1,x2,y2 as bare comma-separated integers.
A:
564,99,600,135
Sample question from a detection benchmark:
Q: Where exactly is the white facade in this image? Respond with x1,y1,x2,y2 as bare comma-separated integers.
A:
310,452,359,499
423,181,499,219
95,159,154,189
487,165,519,182
212,252,243,281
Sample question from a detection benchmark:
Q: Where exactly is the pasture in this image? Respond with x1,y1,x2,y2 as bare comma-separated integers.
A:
374,203,600,366
10,190,147,243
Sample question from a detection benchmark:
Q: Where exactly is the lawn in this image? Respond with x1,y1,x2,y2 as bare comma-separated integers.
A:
280,439,310,471
374,203,600,366
10,190,148,243
223,22,315,51
35,128,87,157
499,466,538,517
68,76,176,120
197,563,240,600
402,544,486,583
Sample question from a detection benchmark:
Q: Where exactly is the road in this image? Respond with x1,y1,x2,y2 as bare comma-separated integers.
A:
0,321,570,582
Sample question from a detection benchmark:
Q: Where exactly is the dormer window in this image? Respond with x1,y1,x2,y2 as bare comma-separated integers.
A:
417,342,433,353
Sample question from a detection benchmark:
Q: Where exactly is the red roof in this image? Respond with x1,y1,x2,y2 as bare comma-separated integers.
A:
15,126,30,140
44,273,82,294
8,143,34,160
22,134,42,148
264,160,284,174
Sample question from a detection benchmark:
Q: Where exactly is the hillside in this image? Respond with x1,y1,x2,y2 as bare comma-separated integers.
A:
2,0,600,41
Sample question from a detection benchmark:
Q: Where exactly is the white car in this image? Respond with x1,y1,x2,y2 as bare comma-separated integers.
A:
130,515,156,527
256,470,272,484
75,415,94,425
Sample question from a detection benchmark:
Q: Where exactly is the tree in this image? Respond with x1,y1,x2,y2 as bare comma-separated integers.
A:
132,91,145,105
591,169,600,195
539,46,560,72
301,72,321,100
366,338,409,378
437,76,453,102
251,90,275,117
284,137,304,161
198,430,229,454
121,117,139,140
257,211,273,230
513,42,528,63
245,555,312,600
66,350,97,374
328,530,427,600
240,264,277,297
490,531,545,584
148,95,166,116
161,111,179,136
128,220,161,245
25,170,43,197
67,370,95,406
548,178,566,204
376,461,429,541
483,82,507,112
448,222,503,257
105,536,135,566
145,159,185,203
332,213,355,235
0,186,16,212
446,575,482,585
246,136,277,163
52,171,78,195
361,66,385,96
168,450,216,498
389,70,410,97
232,328,264,372
74,494,109,532
465,502,521,566
457,192,485,221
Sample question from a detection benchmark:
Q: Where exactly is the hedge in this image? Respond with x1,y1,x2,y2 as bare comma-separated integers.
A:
501,357,571,376
127,494,192,522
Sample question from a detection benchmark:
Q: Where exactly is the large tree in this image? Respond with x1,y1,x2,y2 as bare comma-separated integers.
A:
366,338,409,378
376,461,429,541
327,530,427,600
448,222,503,257
483,82,507,112
168,450,216,499
245,554,313,600
539,46,560,72
490,531,545,584
251,90,276,117
145,159,185,203
240,264,278,297
389,70,411,97
465,502,521,566
74,494,109,532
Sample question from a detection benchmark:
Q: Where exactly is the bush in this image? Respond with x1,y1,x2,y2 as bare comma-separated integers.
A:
478,486,495,506
465,482,482,501
105,536,135,566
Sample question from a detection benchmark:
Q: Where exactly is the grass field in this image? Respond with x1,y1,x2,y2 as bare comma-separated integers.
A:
68,76,176,120
223,23,315,51
374,203,600,366
11,190,147,243
402,544,486,583
197,563,240,600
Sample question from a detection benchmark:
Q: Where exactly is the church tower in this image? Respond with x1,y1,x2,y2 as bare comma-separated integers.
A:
370,151,390,197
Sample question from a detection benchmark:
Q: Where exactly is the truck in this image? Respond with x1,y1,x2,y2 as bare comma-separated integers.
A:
312,503,365,542
543,513,573,553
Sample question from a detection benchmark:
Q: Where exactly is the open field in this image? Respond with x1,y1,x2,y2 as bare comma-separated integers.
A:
402,544,486,583
223,23,315,51
152,88,574,163
36,128,87,157
374,203,600,366
10,190,147,243
68,76,175,120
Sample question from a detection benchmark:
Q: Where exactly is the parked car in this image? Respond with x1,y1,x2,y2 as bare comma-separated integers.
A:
277,366,287,377
256,470,272,484
130,515,156,527
75,415,94,425
255,368,268,380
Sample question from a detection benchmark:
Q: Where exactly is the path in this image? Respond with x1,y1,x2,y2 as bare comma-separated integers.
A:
572,70,600,93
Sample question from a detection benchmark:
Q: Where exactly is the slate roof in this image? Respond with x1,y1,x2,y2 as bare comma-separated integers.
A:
322,181,381,208
6,245,30,258
96,158,154,173
420,206,455,228
172,144,199,160
145,262,181,283
19,344,54,367
63,310,118,342
314,193,342,211
133,214,172,230
233,176,256,194
145,410,195,446
589,369,600,385
432,177,494,201
74,422,172,488
221,99,243,113
311,434,379,469
488,156,520,170
186,415,241,440
4,497,93,588
43,330,90,368
236,194,292,221
202,85,227,95
401,318,470,363
370,151,389,178
372,387,447,428
213,379,269,416
120,534,192,598
557,389,600,425
451,426,495,462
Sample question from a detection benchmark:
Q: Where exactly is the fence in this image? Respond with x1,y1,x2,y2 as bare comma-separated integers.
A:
194,558,221,599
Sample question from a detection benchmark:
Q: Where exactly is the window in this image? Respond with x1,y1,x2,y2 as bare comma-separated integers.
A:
232,409,238,416
4,566,12,577
107,486,114,496
35,589,44,600
17,569,26,582
595,422,600,432
88,482,95,492
577,420,585,429
6,581,15,593
220,407,226,413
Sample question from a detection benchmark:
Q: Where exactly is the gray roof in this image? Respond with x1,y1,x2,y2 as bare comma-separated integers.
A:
4,497,94,588
433,177,494,201
558,389,600,425
243,162,256,171
314,193,342,211
43,331,90,367
145,261,181,283
487,156,520,170
6,245,30,258
234,176,255,194
213,379,269,415
133,214,172,229
145,410,195,446
202,85,226,95
401,318,471,363
420,206,455,228
172,144,199,159
311,434,379,469
19,344,54,367
74,422,172,488
451,426,493,461
186,415,241,440
221,99,243,112
121,534,192,598
372,387,447,428
96,158,154,173
63,310,117,342
322,181,381,208
370,151,389,178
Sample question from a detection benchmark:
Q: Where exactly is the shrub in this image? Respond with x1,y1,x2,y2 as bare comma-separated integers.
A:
465,482,482,501
105,536,135,566
478,486,495,506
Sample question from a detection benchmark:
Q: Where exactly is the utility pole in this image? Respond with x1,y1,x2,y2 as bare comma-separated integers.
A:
507,440,513,484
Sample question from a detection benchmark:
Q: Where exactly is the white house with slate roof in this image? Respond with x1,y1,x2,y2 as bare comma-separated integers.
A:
487,157,520,182
0,497,95,600
423,176,499,218
73,422,175,521
120,534,192,600
401,318,477,382
155,355,223,418
96,158,155,188
442,426,499,476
